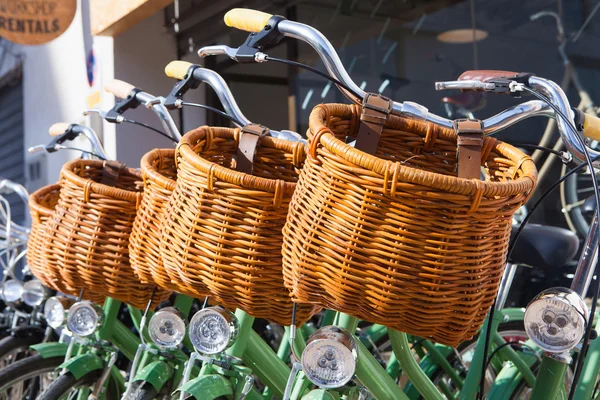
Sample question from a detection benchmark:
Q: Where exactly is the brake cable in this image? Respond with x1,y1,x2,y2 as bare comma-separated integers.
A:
264,55,363,101
121,118,177,144
180,102,244,126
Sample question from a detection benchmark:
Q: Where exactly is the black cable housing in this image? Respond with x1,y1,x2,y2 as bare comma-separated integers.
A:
122,119,177,143
265,56,363,101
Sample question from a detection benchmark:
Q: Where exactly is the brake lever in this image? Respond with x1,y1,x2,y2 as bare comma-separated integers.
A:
27,145,46,154
83,109,122,122
198,45,239,59
435,80,496,91
198,15,285,63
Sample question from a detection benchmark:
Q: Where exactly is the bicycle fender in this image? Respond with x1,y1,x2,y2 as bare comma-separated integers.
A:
174,374,233,400
133,360,172,392
30,341,70,358
59,353,104,380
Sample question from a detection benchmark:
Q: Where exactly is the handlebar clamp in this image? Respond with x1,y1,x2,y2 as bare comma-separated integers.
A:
164,64,203,109
105,88,144,123
231,15,286,63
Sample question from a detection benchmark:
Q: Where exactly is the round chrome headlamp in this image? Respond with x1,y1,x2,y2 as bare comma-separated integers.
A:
0,279,23,303
43,296,75,329
67,301,104,337
23,280,49,307
189,307,238,355
301,326,357,389
148,307,186,349
524,287,588,353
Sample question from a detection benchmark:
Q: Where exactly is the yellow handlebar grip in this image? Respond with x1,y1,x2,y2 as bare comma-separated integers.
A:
49,122,71,137
584,113,600,142
105,79,136,99
224,8,272,33
165,61,194,80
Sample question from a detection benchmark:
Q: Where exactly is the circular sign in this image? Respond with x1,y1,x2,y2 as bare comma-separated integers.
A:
0,0,77,45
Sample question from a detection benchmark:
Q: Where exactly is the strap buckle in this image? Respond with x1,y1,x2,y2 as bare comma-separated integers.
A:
236,124,270,174
454,119,484,180
355,93,393,154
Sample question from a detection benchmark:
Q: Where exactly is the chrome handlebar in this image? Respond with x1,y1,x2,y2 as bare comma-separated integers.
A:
0,180,29,206
200,19,593,163
186,67,303,142
190,67,251,126
133,92,182,141
75,125,110,160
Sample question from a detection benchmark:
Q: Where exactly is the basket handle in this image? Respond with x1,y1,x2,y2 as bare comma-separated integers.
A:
354,93,393,154
236,124,269,174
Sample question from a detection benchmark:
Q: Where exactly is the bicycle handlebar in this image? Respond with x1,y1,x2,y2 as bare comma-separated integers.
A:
104,79,182,141
0,180,29,205
164,60,304,142
211,10,600,165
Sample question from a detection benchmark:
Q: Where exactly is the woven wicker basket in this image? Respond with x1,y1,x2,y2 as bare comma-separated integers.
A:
27,184,104,303
39,159,163,309
160,126,320,325
282,104,537,345
129,149,178,294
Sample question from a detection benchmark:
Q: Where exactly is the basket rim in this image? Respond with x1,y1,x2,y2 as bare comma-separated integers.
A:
61,159,142,202
141,148,177,191
310,103,537,198
29,183,60,217
177,125,304,195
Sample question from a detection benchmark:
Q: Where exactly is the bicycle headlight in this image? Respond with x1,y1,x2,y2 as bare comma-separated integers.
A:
67,301,104,337
301,326,357,389
43,296,74,329
0,279,23,303
189,307,238,355
148,307,186,348
524,287,588,353
23,280,49,307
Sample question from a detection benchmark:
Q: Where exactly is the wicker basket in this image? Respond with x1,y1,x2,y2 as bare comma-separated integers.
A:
282,104,537,345
27,184,104,303
129,149,178,294
39,159,163,309
160,126,320,325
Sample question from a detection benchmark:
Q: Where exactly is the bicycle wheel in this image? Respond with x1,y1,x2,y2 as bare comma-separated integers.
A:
0,330,46,367
0,354,62,399
127,381,158,400
419,321,528,399
560,162,593,237
38,368,121,400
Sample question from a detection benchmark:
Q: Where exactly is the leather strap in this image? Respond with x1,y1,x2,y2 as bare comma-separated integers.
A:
355,93,393,154
236,124,269,174
454,119,484,180
100,160,127,187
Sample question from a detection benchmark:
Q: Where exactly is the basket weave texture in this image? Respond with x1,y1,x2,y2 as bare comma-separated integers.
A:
160,126,320,325
282,103,537,346
129,149,178,297
38,159,165,308
28,184,104,303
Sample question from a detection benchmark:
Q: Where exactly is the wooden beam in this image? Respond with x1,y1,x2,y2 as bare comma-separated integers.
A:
90,0,174,37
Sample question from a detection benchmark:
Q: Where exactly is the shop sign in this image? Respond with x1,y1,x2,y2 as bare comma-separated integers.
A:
0,0,77,45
